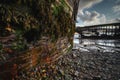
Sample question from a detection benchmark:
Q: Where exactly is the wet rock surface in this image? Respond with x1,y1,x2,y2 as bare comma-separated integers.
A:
0,1,75,78
15,44,120,80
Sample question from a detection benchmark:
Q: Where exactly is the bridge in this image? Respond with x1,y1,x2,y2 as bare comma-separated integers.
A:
76,23,120,39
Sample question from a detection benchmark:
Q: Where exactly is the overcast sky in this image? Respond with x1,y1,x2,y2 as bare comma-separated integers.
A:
76,0,120,26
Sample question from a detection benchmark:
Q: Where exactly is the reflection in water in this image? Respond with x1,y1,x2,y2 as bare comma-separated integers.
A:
78,39,120,47
96,40,120,48
73,34,120,50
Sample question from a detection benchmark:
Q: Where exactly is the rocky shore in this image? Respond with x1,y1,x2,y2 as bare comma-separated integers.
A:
14,44,120,80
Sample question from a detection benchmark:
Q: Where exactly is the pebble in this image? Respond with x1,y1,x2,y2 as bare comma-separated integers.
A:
58,69,65,76
72,53,77,58
74,71,79,77
10,45,120,80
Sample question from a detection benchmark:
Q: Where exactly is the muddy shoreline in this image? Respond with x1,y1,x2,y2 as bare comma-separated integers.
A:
13,42,120,80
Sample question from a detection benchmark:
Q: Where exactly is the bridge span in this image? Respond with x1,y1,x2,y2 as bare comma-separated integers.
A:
76,23,120,39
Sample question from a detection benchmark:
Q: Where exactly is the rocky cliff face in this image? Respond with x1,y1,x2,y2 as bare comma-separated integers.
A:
0,0,75,79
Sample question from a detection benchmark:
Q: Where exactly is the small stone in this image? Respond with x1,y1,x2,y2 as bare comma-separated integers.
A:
59,69,65,75
84,45,87,47
42,73,47,78
97,49,100,52
65,74,72,80
72,53,77,58
74,71,79,77
42,69,46,73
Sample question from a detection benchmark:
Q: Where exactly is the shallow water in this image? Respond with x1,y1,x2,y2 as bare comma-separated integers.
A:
73,36,120,52
79,39,120,47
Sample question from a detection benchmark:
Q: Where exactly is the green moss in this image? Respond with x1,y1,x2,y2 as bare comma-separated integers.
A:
0,0,75,43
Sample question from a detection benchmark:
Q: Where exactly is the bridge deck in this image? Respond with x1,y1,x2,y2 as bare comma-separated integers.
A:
76,23,120,39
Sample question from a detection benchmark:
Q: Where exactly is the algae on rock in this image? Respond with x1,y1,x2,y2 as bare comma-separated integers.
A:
0,0,75,43
0,0,76,75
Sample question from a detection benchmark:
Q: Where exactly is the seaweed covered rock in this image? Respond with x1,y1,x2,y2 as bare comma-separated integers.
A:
0,0,75,42
0,0,76,79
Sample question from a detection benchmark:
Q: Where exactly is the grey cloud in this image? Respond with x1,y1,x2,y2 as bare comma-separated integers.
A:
111,18,120,23
79,0,103,11
113,0,120,15
78,11,106,26
116,0,120,4
78,11,100,22
115,18,120,22
77,0,106,26
106,18,120,24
